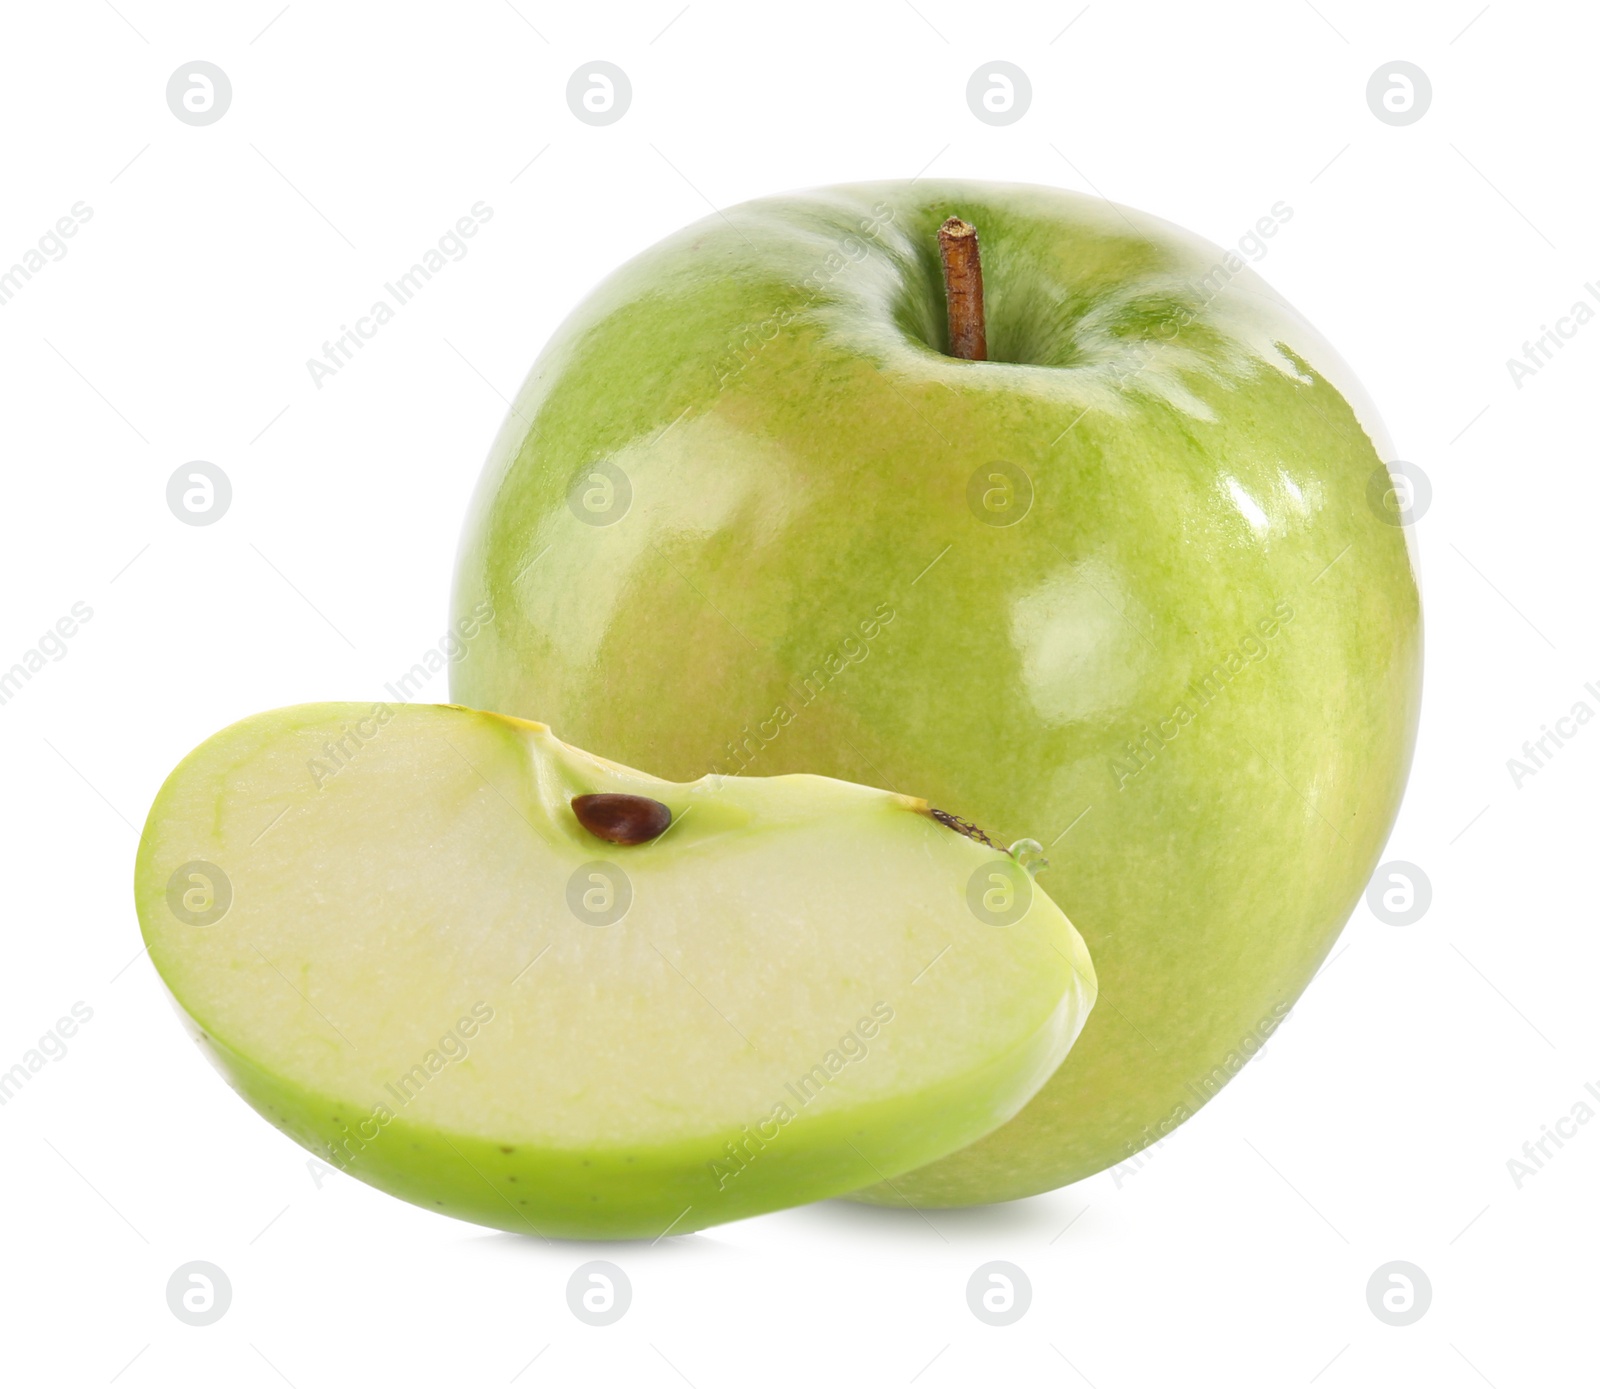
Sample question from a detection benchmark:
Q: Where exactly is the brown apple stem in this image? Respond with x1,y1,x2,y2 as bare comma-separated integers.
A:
938,216,987,361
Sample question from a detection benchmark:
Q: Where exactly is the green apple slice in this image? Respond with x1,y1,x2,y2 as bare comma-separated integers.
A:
135,702,1095,1238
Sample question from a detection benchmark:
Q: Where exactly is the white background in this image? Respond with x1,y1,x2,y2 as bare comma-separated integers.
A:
1,1,1595,1384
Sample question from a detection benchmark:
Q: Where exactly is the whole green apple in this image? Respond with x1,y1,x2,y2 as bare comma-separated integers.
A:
450,180,1422,1206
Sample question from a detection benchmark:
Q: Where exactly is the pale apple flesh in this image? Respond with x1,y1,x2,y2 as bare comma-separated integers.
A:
135,703,1096,1238
450,180,1423,1206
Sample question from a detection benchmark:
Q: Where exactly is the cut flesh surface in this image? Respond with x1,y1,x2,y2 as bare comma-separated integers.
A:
136,703,1096,1237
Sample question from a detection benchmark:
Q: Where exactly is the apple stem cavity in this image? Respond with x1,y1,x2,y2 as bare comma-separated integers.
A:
937,216,987,361
572,793,673,846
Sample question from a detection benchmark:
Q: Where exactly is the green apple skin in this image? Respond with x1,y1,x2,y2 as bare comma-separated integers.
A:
451,180,1422,1206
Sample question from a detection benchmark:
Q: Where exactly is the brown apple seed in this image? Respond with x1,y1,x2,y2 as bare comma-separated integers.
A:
572,793,673,846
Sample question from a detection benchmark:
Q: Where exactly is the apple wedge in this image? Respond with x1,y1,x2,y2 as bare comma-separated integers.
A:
135,702,1095,1238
